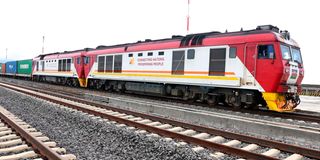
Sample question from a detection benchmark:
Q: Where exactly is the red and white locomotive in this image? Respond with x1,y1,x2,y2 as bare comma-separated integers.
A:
32,25,304,112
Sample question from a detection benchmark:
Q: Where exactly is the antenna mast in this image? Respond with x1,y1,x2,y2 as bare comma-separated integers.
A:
42,36,45,54
187,0,190,33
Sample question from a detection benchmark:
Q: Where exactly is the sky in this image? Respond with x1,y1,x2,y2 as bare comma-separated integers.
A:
0,0,319,84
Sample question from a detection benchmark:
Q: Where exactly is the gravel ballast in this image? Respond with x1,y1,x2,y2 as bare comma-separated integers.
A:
0,86,214,160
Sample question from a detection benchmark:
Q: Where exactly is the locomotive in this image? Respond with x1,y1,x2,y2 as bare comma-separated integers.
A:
1,25,304,112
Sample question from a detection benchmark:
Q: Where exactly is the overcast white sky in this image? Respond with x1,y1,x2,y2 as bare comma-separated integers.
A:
0,0,319,84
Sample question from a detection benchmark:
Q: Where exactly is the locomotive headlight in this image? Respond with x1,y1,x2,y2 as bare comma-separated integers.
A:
300,70,304,75
285,68,290,73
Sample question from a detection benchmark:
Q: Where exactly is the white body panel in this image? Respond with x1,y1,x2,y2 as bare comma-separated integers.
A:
88,46,265,91
32,59,78,78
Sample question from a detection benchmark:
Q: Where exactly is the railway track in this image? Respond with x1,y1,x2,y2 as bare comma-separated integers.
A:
0,82,319,160
0,105,75,160
2,78,320,124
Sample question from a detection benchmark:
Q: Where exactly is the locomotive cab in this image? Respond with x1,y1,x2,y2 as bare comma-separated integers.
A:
261,29,303,112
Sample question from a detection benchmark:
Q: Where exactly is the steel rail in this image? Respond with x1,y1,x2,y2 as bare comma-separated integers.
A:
233,109,320,124
0,107,64,160
1,82,320,159
2,80,320,123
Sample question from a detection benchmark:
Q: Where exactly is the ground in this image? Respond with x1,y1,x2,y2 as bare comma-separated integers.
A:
299,96,320,112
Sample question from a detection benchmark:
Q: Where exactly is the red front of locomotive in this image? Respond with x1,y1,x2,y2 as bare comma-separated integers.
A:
252,27,303,112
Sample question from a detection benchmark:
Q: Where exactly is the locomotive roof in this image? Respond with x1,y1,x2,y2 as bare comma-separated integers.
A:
36,25,294,58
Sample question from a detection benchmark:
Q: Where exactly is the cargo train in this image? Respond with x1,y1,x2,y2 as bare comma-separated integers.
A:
0,25,304,112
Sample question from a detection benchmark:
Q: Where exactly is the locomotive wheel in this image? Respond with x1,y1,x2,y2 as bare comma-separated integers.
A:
228,95,242,109
231,102,242,109
207,95,217,107
66,79,72,86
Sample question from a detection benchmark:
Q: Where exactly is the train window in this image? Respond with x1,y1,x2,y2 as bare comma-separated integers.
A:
148,52,153,56
128,53,133,57
62,59,67,71
229,47,237,58
158,51,164,56
187,49,195,59
138,53,143,57
105,55,113,73
77,57,81,64
66,59,71,71
258,45,275,59
84,57,90,64
280,45,291,60
114,55,122,73
36,62,39,71
98,56,105,72
58,60,62,71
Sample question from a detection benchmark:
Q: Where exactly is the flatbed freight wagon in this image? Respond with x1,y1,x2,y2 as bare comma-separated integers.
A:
17,59,33,78
5,61,17,76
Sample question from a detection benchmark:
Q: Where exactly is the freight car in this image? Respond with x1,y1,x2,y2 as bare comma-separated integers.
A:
17,59,33,78
0,63,4,75
5,61,17,76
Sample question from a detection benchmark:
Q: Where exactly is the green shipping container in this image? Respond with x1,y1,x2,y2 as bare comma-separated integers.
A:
17,59,33,76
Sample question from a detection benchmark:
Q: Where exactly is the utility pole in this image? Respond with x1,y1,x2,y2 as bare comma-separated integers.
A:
42,36,45,54
187,0,190,33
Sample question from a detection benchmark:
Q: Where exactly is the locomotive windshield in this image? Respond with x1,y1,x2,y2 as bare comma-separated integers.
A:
280,44,302,64
280,45,291,60
291,48,302,64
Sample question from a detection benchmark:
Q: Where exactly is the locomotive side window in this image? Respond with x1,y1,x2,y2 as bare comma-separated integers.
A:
258,45,275,59
58,60,62,71
158,51,164,56
148,52,153,56
105,55,113,73
128,53,133,57
209,48,226,76
187,49,195,59
98,56,105,72
62,59,67,71
114,55,122,73
229,47,237,58
66,59,71,71
138,53,143,57
84,57,90,64
77,57,81,64
172,50,185,75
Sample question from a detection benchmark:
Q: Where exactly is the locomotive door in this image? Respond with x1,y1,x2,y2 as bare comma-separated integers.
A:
244,44,257,86
172,51,185,75
74,56,85,79
83,55,95,77
209,48,226,76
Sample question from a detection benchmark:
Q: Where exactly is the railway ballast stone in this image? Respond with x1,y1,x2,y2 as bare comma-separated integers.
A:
0,87,214,160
